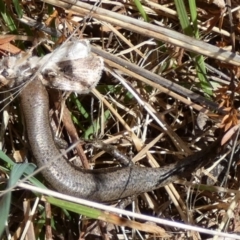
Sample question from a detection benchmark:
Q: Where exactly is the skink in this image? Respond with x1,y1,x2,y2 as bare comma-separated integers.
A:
20,78,219,202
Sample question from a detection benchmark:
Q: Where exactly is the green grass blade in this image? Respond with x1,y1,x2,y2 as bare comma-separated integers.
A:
8,163,32,186
0,150,15,165
47,196,102,218
174,0,192,34
12,0,23,18
84,109,111,139
0,150,48,238
0,1,17,32
188,0,198,38
70,94,90,119
0,191,11,238
134,0,149,22
0,163,32,237
0,150,45,187
174,0,212,96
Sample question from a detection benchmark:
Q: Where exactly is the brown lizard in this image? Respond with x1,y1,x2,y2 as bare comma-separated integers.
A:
0,40,220,202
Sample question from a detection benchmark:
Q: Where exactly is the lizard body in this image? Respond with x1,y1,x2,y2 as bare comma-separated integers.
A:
20,78,219,202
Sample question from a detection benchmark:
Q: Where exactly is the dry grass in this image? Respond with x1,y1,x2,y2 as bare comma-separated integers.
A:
1,0,240,239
